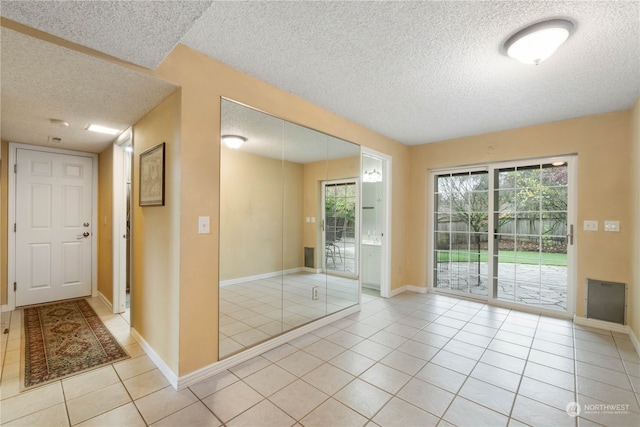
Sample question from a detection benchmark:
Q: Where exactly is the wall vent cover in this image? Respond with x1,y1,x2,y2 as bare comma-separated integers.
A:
304,247,315,269
586,279,626,324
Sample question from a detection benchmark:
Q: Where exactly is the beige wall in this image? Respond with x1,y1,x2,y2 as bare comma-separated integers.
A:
631,97,640,339
132,89,182,373
220,147,303,281
150,44,409,375
97,144,114,304
1,140,8,306
406,111,634,320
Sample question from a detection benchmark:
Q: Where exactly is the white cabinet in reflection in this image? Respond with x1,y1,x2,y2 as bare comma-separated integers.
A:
362,243,381,289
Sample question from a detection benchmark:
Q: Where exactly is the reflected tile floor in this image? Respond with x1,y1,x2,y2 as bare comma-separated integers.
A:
220,272,359,358
2,293,640,426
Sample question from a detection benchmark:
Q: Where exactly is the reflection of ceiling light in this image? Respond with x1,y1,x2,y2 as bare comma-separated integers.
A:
504,19,574,65
87,124,120,135
125,146,133,153
49,118,69,127
222,135,246,149
552,161,565,166
363,169,382,182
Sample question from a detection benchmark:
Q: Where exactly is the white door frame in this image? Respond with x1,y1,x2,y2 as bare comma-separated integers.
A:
112,129,132,314
362,148,392,298
6,142,98,311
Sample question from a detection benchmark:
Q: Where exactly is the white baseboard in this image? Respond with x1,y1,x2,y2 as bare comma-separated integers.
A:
303,267,322,274
1,304,10,313
629,327,640,357
573,315,629,334
389,285,427,297
97,291,113,312
175,305,360,390
573,316,640,356
220,268,303,287
130,327,179,390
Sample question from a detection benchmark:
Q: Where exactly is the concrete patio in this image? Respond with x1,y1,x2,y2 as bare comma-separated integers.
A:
436,262,568,311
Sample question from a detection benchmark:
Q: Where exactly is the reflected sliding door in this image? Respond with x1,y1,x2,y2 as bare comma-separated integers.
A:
323,180,358,277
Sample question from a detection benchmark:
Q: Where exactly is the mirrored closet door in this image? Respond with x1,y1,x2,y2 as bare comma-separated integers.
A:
219,99,361,359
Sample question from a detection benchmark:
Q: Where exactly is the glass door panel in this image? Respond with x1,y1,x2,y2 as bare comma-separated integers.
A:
433,171,489,296
493,162,569,311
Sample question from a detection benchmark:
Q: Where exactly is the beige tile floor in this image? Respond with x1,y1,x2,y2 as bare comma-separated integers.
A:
1,292,640,426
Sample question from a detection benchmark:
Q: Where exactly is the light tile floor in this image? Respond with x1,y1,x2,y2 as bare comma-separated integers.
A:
2,292,640,426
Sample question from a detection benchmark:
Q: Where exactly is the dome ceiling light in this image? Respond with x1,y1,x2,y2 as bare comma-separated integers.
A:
504,19,574,65
222,135,246,149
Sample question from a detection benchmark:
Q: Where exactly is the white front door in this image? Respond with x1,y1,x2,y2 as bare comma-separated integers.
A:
15,148,93,306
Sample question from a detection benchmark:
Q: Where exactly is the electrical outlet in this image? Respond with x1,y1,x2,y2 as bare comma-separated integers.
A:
604,220,620,232
312,287,319,300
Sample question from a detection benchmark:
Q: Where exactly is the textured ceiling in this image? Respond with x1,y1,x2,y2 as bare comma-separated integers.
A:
183,1,640,145
0,0,212,69
1,1,639,151
0,27,177,153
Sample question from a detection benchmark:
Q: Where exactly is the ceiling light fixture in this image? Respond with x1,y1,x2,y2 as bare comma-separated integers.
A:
504,19,574,65
87,124,120,135
222,135,246,149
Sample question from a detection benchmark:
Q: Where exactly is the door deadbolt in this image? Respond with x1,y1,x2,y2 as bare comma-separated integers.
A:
83,222,90,227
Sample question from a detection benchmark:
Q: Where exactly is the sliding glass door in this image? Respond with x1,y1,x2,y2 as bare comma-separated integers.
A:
431,158,575,315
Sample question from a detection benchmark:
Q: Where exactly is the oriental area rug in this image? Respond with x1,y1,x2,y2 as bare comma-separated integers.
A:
21,299,129,390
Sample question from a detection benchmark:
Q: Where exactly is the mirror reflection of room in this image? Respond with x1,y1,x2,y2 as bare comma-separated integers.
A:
219,99,360,359
362,154,383,295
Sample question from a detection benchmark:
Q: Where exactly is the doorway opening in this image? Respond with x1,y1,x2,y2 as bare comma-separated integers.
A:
113,131,133,319
362,149,392,298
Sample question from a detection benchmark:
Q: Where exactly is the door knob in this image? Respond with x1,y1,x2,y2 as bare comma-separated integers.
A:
83,232,90,237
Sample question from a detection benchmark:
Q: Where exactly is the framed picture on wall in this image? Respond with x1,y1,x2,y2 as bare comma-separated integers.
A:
139,142,165,206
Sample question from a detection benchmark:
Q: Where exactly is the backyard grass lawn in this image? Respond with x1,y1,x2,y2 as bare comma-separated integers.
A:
437,250,567,266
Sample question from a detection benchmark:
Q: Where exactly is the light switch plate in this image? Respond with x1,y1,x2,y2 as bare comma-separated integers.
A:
583,220,598,231
604,220,620,232
198,216,210,234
